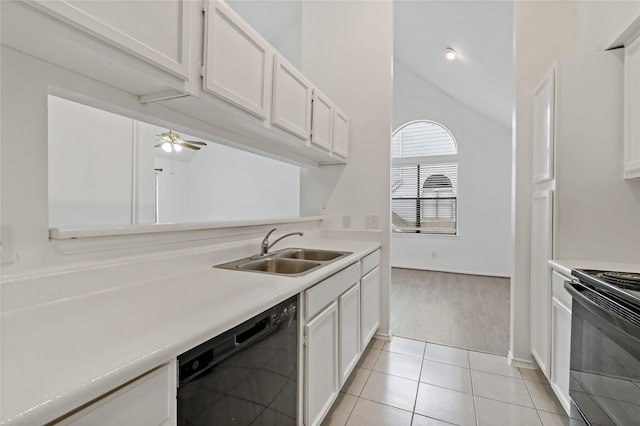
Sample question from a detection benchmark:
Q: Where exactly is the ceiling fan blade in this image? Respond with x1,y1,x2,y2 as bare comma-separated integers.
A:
182,140,207,145
178,141,201,150
154,143,164,148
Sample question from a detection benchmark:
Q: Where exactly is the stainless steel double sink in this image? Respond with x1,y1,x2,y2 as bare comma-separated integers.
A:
215,248,353,277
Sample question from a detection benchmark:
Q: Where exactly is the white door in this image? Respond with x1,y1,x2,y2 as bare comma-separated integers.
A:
332,108,350,159
30,0,191,79
203,0,271,118
361,266,381,348
339,283,361,386
310,89,333,151
530,189,553,378
625,35,640,179
305,301,339,426
272,55,313,140
532,68,555,183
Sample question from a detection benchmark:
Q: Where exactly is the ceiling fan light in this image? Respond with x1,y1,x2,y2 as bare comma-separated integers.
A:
445,47,458,61
173,143,183,152
161,142,172,153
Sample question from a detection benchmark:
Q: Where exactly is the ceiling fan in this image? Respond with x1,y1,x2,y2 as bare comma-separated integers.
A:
154,130,207,152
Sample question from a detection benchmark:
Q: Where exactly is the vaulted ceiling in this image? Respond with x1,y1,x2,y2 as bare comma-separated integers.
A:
395,1,514,129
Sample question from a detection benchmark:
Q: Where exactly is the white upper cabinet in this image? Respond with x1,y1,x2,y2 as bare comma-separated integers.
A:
332,108,350,160
625,35,640,179
10,0,349,166
29,0,191,80
203,0,271,119
311,89,334,151
272,55,313,140
532,67,555,183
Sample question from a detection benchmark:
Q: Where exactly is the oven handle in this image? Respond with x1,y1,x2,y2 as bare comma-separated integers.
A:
565,280,640,340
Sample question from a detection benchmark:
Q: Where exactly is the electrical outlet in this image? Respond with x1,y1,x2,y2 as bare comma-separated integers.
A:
343,216,351,228
1,225,15,265
365,215,378,229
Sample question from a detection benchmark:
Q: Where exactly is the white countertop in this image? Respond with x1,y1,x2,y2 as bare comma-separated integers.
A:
1,237,380,425
549,259,640,277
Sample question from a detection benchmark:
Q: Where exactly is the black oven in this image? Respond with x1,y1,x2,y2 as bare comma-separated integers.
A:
565,270,640,425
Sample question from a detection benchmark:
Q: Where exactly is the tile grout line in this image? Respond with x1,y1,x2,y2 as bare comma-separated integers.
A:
409,342,427,424
522,378,546,426
468,349,480,426
341,343,379,426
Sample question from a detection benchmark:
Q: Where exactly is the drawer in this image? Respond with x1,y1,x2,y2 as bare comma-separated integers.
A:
552,270,572,308
306,262,360,320
59,363,174,425
361,249,381,276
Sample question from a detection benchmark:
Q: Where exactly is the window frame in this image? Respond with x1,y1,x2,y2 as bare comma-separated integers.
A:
391,120,459,236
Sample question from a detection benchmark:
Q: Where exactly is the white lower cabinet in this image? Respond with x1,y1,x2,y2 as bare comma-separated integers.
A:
58,362,176,425
530,190,553,378
361,266,381,348
304,301,340,426
550,270,572,414
339,283,361,386
303,249,381,426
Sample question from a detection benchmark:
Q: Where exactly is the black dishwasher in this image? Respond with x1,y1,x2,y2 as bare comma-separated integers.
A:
177,296,298,425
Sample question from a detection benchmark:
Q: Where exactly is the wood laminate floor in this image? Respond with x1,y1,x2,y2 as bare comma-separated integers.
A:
391,268,510,355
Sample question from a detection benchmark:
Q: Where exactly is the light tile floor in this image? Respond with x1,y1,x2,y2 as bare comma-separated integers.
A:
322,336,575,426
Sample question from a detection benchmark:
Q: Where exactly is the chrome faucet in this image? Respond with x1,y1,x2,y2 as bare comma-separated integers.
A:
260,228,303,256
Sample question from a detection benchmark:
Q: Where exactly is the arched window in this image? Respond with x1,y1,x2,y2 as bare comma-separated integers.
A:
391,121,458,234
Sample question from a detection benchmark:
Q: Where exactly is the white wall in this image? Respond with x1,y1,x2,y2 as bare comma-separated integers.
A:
48,96,134,227
300,1,393,335
186,134,300,222
391,61,512,277
511,1,578,365
577,1,640,53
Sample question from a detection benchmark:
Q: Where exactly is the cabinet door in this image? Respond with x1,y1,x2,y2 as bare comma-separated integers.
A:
310,89,333,151
532,68,555,183
272,55,313,140
530,189,553,378
332,108,350,159
59,362,175,425
551,296,572,415
339,283,361,386
203,0,270,119
625,35,640,179
361,266,381,348
305,301,339,426
30,0,190,79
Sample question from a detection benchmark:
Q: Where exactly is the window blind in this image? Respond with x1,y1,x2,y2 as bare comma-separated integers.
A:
391,163,458,234
392,121,457,158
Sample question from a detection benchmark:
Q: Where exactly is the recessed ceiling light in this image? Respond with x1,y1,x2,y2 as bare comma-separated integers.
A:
445,47,458,61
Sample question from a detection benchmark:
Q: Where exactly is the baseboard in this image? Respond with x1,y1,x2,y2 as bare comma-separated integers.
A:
508,350,536,369
391,264,510,279
375,330,392,341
